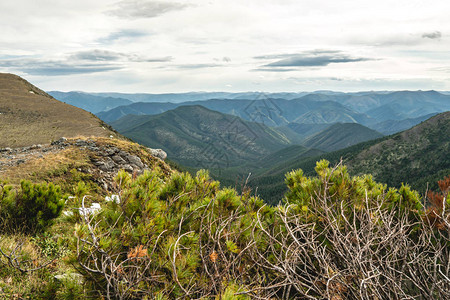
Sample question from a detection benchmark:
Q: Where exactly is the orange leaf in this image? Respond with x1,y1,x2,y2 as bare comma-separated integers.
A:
209,250,218,263
127,245,148,259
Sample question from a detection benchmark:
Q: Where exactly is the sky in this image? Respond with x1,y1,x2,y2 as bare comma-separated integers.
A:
0,0,450,93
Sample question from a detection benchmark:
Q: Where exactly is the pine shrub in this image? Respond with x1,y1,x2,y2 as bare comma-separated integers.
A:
0,180,64,234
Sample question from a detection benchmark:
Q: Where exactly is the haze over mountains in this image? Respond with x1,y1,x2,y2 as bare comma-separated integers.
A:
52,90,450,135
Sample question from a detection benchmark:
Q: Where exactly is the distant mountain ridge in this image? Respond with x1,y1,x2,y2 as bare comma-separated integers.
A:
97,97,375,127
371,113,438,135
48,90,450,138
48,91,132,114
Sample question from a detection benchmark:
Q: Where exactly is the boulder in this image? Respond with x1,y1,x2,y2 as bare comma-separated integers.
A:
149,148,167,160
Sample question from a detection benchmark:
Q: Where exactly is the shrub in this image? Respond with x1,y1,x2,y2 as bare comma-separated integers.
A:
72,163,449,299
74,168,269,299
0,180,65,234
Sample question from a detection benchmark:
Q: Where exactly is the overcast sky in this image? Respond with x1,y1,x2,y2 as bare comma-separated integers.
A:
1,0,449,92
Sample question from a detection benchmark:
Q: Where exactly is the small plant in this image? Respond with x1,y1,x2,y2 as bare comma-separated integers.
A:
32,232,68,258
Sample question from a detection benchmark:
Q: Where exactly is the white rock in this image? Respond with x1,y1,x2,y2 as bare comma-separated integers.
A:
106,194,120,204
63,211,74,217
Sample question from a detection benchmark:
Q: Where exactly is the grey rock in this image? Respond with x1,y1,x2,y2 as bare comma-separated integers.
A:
92,160,104,166
51,137,67,145
87,146,100,152
126,155,144,168
98,157,116,172
54,273,84,284
149,148,167,160
121,164,134,173
106,147,119,156
75,139,88,147
118,151,129,159
111,155,126,164
30,144,42,150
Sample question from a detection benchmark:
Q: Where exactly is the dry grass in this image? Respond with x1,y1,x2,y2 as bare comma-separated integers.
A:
1,146,89,186
0,73,119,148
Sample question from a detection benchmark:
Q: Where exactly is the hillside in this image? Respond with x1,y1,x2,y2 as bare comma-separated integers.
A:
48,91,132,114
302,123,383,152
0,73,118,147
248,112,449,203
111,105,293,168
347,111,449,190
0,79,448,298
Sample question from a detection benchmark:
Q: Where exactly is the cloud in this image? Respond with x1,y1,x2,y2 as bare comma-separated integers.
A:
0,49,172,76
254,50,340,60
213,57,232,63
255,50,373,71
107,0,190,19
71,49,123,61
0,58,122,76
70,49,172,63
252,68,297,72
131,56,173,62
422,31,442,39
266,54,370,67
97,30,149,43
22,65,122,76
176,63,222,69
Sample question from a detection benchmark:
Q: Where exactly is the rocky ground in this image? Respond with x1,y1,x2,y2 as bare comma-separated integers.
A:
0,137,168,192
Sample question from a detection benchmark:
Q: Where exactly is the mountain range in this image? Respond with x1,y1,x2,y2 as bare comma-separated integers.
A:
65,90,450,137
48,91,132,114
47,90,450,127
1,77,447,299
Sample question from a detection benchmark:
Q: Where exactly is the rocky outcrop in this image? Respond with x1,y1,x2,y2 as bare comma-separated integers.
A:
0,137,169,192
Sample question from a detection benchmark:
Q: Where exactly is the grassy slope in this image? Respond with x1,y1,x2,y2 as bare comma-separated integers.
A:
0,73,118,147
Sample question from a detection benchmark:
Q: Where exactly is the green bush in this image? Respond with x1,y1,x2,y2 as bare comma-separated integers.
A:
72,162,448,299
74,168,269,299
0,180,65,233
